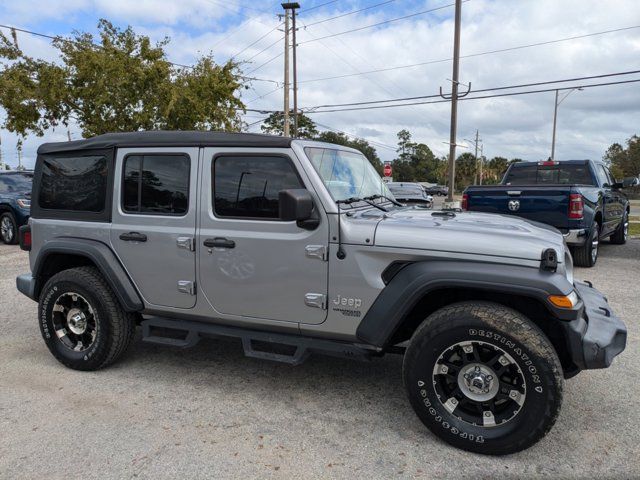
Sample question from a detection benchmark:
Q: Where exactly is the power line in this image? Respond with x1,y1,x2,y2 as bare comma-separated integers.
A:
306,69,640,109
302,0,396,27
243,35,284,62
314,121,397,151
299,24,640,84
230,22,283,60
301,0,340,13
246,50,283,74
0,23,279,84
298,1,467,45
303,78,640,113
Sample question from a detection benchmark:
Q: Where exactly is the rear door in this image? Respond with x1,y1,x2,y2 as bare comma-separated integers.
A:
594,163,619,235
110,147,198,309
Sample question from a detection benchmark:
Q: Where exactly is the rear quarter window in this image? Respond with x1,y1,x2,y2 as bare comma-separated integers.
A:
39,155,108,212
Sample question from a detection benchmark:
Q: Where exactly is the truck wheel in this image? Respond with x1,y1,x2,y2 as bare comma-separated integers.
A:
38,266,136,371
609,211,628,245
0,212,18,244
403,301,563,455
573,223,599,267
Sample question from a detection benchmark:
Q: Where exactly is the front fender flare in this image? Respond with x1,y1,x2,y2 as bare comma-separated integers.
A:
356,261,577,348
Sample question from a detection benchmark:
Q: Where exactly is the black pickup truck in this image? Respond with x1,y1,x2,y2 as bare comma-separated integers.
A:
463,160,630,267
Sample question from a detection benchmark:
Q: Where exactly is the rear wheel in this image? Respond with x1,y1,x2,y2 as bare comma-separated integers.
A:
573,223,599,267
403,302,563,455
0,212,18,244
38,266,136,370
609,211,628,245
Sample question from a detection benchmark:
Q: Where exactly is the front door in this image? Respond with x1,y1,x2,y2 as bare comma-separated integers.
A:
111,147,199,309
198,148,329,324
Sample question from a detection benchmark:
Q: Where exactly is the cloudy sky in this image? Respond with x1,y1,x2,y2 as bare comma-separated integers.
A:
0,0,639,167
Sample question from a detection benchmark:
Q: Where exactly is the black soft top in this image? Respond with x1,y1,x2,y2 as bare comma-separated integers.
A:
37,131,293,155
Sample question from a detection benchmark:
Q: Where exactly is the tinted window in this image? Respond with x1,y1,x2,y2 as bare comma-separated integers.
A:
122,154,190,215
214,155,303,219
39,155,108,211
0,173,33,193
504,163,594,185
596,165,611,186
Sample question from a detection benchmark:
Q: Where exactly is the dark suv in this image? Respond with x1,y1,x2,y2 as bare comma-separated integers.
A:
0,171,33,244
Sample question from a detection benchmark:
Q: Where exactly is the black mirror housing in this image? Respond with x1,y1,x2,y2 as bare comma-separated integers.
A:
279,189,314,222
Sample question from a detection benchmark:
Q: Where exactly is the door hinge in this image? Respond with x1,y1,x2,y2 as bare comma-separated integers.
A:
177,280,196,295
177,236,195,251
305,245,327,261
304,293,327,310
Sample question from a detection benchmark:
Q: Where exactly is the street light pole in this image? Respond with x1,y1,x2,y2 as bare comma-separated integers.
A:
551,87,583,160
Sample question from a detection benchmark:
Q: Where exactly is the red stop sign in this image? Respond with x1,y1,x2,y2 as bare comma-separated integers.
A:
383,162,392,177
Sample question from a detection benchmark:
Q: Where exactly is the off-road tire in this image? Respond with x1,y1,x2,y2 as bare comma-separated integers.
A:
609,210,628,245
573,222,599,267
403,301,563,455
0,211,18,244
38,266,136,371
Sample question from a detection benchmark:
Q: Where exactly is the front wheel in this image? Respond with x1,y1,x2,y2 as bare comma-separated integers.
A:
609,211,628,245
573,223,599,267
0,212,18,244
403,302,563,455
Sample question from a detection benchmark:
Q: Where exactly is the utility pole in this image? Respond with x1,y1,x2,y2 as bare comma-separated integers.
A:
551,89,559,160
67,129,72,141
282,3,300,137
473,129,479,184
0,130,4,170
478,143,484,185
551,87,583,160
443,0,466,204
282,7,291,137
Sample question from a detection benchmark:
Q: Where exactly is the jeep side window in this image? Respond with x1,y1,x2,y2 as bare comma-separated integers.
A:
39,154,108,212
213,155,303,219
122,154,190,215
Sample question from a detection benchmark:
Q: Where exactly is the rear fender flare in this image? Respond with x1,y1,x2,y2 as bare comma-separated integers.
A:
33,238,143,311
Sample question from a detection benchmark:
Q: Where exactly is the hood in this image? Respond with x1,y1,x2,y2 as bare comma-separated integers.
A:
373,208,566,262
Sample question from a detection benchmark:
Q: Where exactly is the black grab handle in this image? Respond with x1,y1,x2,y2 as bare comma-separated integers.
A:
119,232,148,242
203,237,235,249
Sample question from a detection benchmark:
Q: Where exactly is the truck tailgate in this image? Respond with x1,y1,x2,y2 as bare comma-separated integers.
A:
467,186,572,229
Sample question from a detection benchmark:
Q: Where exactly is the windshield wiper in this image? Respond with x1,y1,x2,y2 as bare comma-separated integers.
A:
339,197,388,212
364,194,404,207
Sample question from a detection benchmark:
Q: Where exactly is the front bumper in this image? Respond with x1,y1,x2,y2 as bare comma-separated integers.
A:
560,281,627,375
562,228,587,245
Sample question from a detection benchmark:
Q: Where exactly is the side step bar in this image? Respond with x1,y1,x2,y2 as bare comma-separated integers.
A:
141,317,377,366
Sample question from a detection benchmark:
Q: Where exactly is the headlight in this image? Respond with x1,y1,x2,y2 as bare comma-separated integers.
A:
17,198,31,209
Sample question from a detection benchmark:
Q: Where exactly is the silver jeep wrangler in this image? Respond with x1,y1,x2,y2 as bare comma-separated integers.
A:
16,131,626,455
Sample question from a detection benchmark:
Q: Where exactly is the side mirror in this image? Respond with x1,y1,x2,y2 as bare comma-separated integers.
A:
612,182,623,190
279,189,319,229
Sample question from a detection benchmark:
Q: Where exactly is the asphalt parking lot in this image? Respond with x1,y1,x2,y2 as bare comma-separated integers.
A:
1,241,639,479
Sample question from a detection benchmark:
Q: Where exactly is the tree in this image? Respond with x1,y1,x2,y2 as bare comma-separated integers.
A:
315,130,383,174
0,20,246,138
260,112,318,139
485,156,509,184
604,135,640,179
396,129,413,161
455,152,477,189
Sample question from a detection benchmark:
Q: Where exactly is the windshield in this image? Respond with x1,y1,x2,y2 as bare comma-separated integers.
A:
304,147,392,203
504,163,594,185
0,173,33,193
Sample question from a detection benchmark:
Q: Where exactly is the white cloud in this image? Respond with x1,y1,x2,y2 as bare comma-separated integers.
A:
1,0,640,168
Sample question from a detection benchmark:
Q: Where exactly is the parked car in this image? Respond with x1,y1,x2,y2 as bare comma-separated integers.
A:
463,160,631,267
0,170,33,244
16,132,626,455
386,182,433,208
424,184,449,196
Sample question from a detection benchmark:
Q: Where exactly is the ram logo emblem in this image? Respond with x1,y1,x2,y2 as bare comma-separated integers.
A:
508,200,520,212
